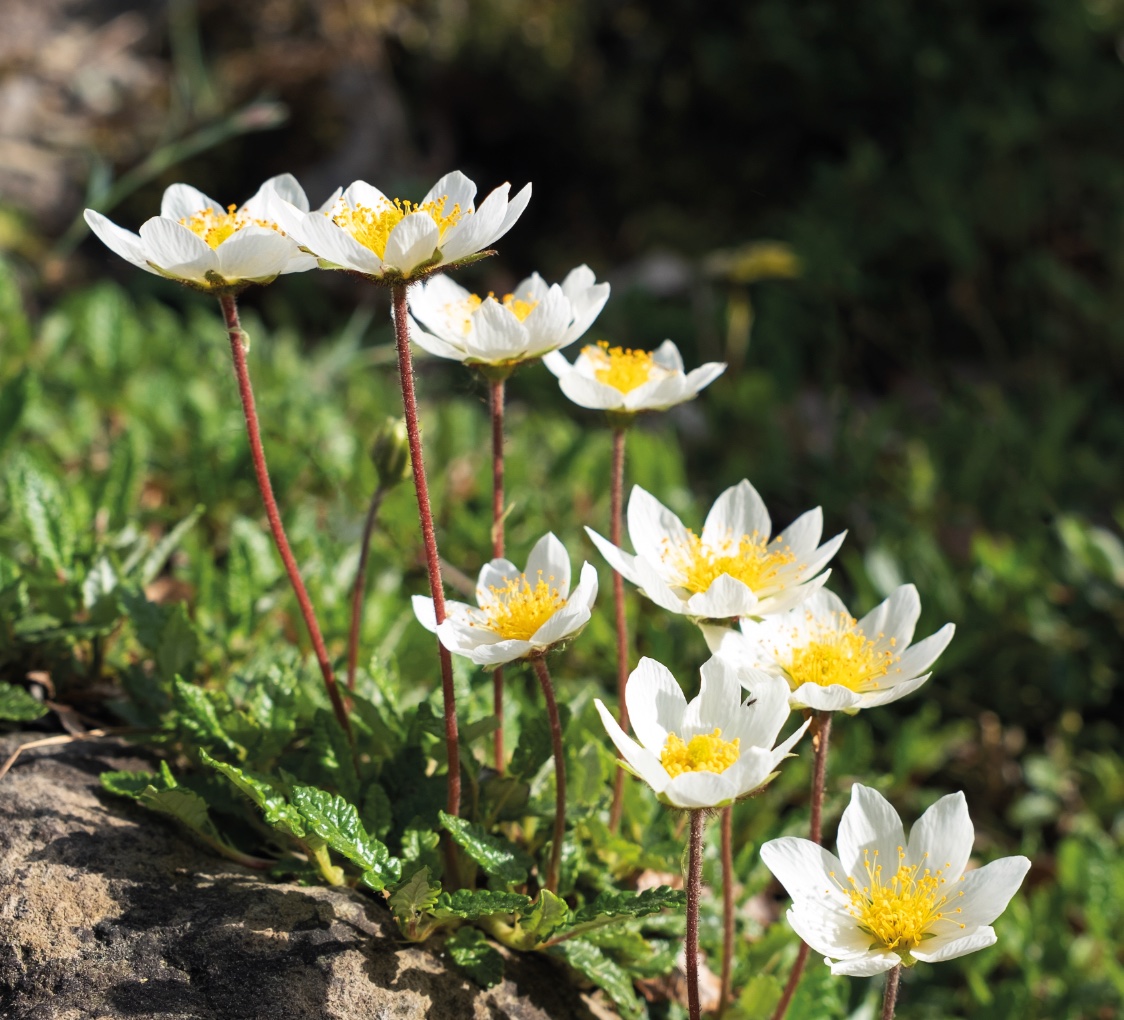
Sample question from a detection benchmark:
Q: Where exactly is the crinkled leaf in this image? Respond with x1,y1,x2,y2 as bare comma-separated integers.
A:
200,750,308,840
100,769,160,798
173,679,239,755
571,886,686,927
0,682,48,722
81,556,119,624
550,938,643,1020
389,866,441,924
510,705,570,780
348,690,403,760
400,825,442,876
309,709,361,804
156,606,198,683
446,927,504,990
439,811,534,888
8,457,74,572
291,784,401,890
434,889,532,921
519,889,572,944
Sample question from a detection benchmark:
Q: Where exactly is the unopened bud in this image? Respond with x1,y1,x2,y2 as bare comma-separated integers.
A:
371,417,411,488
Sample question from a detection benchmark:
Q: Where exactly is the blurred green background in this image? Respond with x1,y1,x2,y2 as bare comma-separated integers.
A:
2,0,1123,1017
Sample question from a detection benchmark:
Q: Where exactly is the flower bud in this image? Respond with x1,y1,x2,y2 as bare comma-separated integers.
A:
370,417,411,488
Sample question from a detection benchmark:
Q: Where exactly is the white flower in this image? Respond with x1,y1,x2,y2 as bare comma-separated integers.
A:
595,656,808,809
586,480,845,621
412,532,597,666
703,586,955,713
407,265,609,371
761,784,1030,976
83,174,318,292
272,170,531,283
542,339,725,413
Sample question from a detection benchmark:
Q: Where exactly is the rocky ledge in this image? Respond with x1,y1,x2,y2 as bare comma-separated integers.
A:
0,734,614,1020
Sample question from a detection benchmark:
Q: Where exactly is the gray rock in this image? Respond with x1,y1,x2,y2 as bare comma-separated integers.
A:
0,735,617,1020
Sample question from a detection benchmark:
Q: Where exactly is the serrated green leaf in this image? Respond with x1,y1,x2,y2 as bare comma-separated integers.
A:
439,810,534,888
136,505,203,587
389,866,441,924
291,785,401,890
173,679,239,755
347,689,403,760
572,886,686,926
0,368,30,454
446,927,504,990
510,705,570,779
157,605,198,683
8,458,73,572
434,889,532,921
100,769,161,798
137,784,232,855
550,938,643,1020
0,682,48,722
400,825,441,875
519,889,571,944
309,709,361,805
199,750,307,839
81,556,118,621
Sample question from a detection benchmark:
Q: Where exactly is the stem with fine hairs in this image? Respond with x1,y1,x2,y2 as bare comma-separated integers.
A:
490,378,506,772
346,483,387,691
718,805,735,1018
608,425,629,829
530,654,566,894
771,710,833,1020
881,965,902,1020
686,809,706,1020
390,283,460,822
217,294,351,739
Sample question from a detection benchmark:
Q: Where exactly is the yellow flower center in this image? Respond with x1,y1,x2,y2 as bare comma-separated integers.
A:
584,341,658,393
782,613,899,692
660,728,740,778
179,204,279,249
479,571,565,641
831,848,965,953
665,529,796,595
332,196,462,258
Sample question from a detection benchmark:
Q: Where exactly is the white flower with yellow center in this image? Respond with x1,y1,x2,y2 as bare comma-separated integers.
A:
703,586,954,713
272,170,531,283
411,532,597,666
761,784,1030,976
595,656,809,809
83,175,319,292
587,480,845,621
406,265,610,371
542,339,725,413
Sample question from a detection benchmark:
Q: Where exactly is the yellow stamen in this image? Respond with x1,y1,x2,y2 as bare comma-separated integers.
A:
479,571,564,641
664,529,796,594
451,291,539,332
660,728,740,778
332,196,461,258
782,612,899,692
832,847,965,952
584,340,658,393
179,203,279,249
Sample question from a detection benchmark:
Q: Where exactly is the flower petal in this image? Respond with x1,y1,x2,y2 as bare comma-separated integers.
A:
161,183,222,221
650,339,684,373
422,170,477,217
215,227,295,281
137,218,218,283
910,926,997,964
904,791,974,881
761,837,849,908
836,784,906,878
948,855,1031,929
628,486,691,566
663,769,738,808
83,211,158,274
385,213,440,276
702,479,772,547
626,657,687,754
826,952,902,977
891,624,955,679
523,532,571,596
558,372,626,410
253,173,309,214
595,698,669,793
683,575,760,619
411,594,438,633
789,683,862,712
293,212,384,274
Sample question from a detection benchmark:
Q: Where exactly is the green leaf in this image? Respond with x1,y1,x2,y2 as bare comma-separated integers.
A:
400,825,441,875
439,811,534,888
434,889,532,921
7,457,74,572
446,927,504,990
550,938,643,1020
137,784,237,859
100,769,160,798
290,785,401,890
571,886,686,926
735,974,783,1019
309,709,361,805
519,889,571,944
173,679,239,755
510,705,569,779
0,368,29,454
389,866,441,926
0,682,48,722
199,750,308,840
157,605,198,683
136,505,204,587
81,556,118,623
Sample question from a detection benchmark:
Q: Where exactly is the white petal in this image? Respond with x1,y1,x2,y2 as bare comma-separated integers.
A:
137,218,218,282
626,657,686,754
910,926,997,963
409,273,472,339
683,575,760,619
560,280,610,346
215,227,295,281
521,286,571,354
948,856,1031,929
702,480,772,547
410,327,467,362
295,213,384,274
542,350,572,379
476,558,520,603
729,672,793,749
650,339,684,372
904,791,974,880
623,374,694,411
858,584,920,648
558,372,626,410
688,656,744,735
83,211,158,274
786,908,872,963
789,683,862,712
776,507,824,555
632,556,694,614
570,561,600,611
466,298,529,361
850,672,932,709
837,784,906,878
585,527,643,588
530,601,590,647
662,770,737,808
438,183,508,264
342,179,391,209
160,182,221,221
422,170,477,216
827,952,903,977
523,532,571,596
681,361,726,395
754,568,834,617
384,213,441,275
594,698,668,793
760,837,848,908
627,486,692,566
494,182,532,242
253,173,309,213
411,594,438,633
891,624,955,679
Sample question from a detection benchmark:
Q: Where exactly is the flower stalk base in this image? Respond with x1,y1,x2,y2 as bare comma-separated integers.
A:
686,809,705,1020
609,426,629,829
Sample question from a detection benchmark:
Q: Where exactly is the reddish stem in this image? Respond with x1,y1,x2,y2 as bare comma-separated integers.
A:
346,484,386,690
882,964,902,1020
218,294,351,739
608,426,629,829
686,809,705,1020
391,284,460,822
490,378,505,773
771,711,832,1020
531,655,566,894
718,805,735,1018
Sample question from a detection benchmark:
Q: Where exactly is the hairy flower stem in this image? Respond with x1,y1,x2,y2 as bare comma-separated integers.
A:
218,294,351,740
881,965,902,1020
490,379,506,773
390,283,460,822
608,426,629,830
771,710,833,1020
686,809,705,1020
531,655,566,894
718,805,735,1018
346,483,387,691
